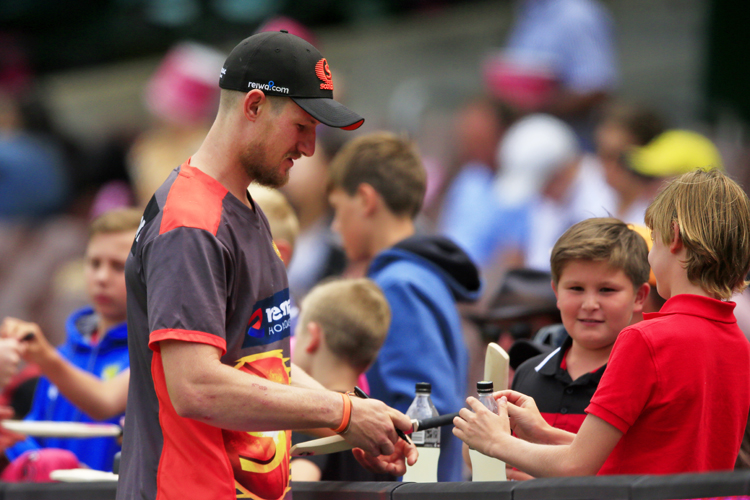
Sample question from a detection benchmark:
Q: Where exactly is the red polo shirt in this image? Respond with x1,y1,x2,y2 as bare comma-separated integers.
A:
587,294,750,475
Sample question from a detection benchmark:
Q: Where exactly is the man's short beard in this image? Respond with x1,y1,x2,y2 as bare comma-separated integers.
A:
240,145,288,188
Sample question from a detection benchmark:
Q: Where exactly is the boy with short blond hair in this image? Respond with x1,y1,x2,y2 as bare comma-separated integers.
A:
512,218,650,443
328,132,482,481
291,278,392,481
455,168,750,476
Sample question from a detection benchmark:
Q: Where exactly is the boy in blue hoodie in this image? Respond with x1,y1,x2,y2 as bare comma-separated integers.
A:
0,208,141,475
328,132,482,481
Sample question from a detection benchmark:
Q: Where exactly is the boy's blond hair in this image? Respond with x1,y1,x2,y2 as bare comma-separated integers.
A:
328,132,426,219
645,168,750,299
249,184,299,247
89,208,143,237
551,217,650,288
298,278,391,372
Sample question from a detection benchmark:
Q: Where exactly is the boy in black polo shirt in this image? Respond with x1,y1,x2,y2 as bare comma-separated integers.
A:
508,218,649,479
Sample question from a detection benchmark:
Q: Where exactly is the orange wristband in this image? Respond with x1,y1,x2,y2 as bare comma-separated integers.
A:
332,392,352,434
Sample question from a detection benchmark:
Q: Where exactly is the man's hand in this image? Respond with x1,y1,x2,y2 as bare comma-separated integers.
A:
0,337,20,390
0,317,56,369
495,390,552,444
453,396,511,459
352,438,418,476
341,397,412,456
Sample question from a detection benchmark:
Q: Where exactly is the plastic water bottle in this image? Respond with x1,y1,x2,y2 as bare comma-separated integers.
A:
402,382,440,482
469,380,507,481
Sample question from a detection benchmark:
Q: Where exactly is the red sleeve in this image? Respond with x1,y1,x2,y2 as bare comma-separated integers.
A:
586,327,657,434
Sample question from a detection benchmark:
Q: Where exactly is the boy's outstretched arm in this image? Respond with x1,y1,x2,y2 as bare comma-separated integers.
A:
1,317,129,421
454,396,622,477
496,389,577,445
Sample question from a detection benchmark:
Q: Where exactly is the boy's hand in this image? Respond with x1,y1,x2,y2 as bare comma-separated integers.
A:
495,390,552,444
453,396,511,459
0,317,56,368
0,338,20,390
352,438,418,476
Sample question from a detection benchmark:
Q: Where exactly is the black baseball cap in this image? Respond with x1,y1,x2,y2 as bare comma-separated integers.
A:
219,30,364,130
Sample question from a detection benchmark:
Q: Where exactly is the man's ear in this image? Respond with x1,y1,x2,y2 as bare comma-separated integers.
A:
243,90,266,122
669,222,683,253
304,322,322,354
632,283,651,313
357,183,380,217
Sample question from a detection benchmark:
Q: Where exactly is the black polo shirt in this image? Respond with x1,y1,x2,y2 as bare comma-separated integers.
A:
511,335,605,434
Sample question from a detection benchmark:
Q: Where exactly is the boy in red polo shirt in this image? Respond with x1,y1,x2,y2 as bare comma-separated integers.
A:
455,168,750,476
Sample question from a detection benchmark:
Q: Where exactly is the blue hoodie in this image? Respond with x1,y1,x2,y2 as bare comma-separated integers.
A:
5,307,129,472
366,235,481,482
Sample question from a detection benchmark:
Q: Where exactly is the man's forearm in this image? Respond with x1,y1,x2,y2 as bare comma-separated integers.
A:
491,437,590,477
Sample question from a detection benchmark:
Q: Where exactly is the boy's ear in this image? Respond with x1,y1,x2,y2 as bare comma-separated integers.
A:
632,283,651,313
669,222,683,253
243,90,266,122
304,322,322,354
551,280,558,298
357,183,380,217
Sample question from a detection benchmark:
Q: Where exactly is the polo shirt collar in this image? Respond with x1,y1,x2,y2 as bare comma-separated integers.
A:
644,294,736,324
535,335,606,386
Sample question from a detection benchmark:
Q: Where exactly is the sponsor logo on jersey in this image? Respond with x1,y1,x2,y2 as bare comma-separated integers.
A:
243,289,292,348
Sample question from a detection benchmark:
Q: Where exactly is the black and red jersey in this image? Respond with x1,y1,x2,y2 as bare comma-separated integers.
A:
118,162,292,500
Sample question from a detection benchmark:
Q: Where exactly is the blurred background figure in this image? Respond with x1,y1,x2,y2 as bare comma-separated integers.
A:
491,113,615,271
483,0,618,149
127,41,226,207
594,101,667,224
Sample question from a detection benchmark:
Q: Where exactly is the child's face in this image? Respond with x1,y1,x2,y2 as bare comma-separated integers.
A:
328,187,370,262
84,230,134,326
553,260,646,351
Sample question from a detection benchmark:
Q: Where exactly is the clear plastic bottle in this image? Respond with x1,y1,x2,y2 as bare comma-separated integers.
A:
470,380,507,481
402,382,440,482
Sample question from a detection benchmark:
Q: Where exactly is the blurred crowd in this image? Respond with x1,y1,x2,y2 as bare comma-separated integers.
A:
0,0,749,482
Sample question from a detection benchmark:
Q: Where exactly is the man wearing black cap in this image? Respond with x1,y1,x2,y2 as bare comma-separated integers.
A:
117,31,415,500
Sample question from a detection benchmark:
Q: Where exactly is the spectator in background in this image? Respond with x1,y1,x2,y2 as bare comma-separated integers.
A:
484,0,618,149
0,209,141,478
492,113,616,270
127,42,225,207
291,278,392,482
595,102,666,224
438,96,515,267
281,137,348,301
328,132,482,482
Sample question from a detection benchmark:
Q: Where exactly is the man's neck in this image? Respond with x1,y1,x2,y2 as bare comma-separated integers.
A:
190,125,254,209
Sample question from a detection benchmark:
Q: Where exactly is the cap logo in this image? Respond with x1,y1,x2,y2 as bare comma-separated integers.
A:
315,59,334,91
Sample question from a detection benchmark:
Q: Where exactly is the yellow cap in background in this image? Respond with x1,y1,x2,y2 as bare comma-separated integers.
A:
626,130,723,178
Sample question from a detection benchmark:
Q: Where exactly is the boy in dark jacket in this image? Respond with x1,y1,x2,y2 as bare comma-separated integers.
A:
328,132,482,481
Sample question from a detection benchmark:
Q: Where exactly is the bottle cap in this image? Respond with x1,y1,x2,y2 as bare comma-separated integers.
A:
476,381,494,393
415,382,432,393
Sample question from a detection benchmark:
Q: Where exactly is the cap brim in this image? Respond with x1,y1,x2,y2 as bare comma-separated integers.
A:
292,97,364,130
